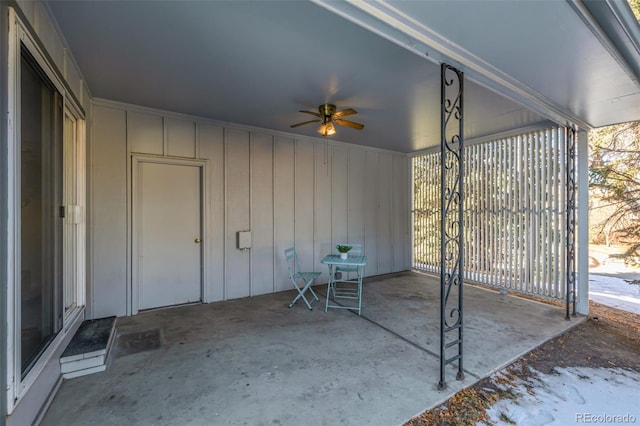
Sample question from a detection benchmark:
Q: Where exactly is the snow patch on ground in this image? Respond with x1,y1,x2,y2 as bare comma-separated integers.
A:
481,252,640,425
485,367,640,425
589,274,640,315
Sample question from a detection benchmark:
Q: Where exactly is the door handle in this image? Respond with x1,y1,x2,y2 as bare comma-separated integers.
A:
194,238,201,244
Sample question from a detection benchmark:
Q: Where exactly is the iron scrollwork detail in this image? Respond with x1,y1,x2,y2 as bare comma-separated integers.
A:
439,63,464,389
566,128,577,319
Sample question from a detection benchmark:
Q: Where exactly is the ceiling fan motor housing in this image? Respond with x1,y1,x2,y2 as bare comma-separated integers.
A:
320,104,336,122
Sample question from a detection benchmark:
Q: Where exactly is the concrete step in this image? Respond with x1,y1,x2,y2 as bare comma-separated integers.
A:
60,316,117,379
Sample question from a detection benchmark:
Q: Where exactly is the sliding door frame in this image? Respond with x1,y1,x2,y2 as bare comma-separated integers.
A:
5,8,86,413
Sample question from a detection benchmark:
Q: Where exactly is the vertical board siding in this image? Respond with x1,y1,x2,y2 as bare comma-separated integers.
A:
364,151,379,277
393,155,408,271
412,127,568,300
199,123,225,301
34,2,65,75
17,0,87,108
331,146,349,249
273,137,295,292
91,106,128,317
314,143,333,281
16,0,35,23
128,111,163,155
377,154,393,274
347,149,366,250
166,117,196,158
63,52,83,103
250,133,274,296
225,129,251,300
89,101,410,317
294,141,315,275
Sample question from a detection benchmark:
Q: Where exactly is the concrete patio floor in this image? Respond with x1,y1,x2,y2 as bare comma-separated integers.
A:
41,271,583,426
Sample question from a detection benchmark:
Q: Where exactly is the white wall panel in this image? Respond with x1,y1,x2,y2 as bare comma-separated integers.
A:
393,155,409,271
89,100,410,316
377,154,393,274
314,143,332,282
273,137,295,292
364,151,379,277
64,51,82,103
225,129,251,299
128,111,163,155
199,123,224,302
166,117,196,158
34,2,64,72
15,0,85,104
331,146,349,248
81,82,91,111
16,0,35,23
294,140,315,274
347,149,366,249
250,133,274,296
91,105,127,317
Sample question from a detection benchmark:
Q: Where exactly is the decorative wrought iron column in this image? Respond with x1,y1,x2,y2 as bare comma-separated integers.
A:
566,127,577,319
439,63,464,389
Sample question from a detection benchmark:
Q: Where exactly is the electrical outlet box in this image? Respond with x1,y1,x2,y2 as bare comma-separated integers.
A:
237,231,252,250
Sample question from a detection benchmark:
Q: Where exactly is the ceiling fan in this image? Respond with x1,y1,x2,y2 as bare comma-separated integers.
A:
290,104,364,137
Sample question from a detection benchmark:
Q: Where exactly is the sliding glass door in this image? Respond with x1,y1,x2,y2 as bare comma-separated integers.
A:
20,45,64,377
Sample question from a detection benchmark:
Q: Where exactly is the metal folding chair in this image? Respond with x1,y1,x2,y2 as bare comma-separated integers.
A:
284,247,321,310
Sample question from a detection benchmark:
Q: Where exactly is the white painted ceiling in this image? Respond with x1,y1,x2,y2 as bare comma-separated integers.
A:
45,0,640,153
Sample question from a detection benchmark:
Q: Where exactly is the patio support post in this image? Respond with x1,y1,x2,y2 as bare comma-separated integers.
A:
565,127,577,319
438,63,464,390
576,130,589,315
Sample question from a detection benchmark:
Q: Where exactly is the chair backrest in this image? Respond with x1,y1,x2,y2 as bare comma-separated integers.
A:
284,246,301,279
334,243,362,256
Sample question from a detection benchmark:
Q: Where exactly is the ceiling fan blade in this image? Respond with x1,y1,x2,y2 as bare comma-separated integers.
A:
290,119,321,128
299,110,322,118
332,108,357,118
334,118,364,130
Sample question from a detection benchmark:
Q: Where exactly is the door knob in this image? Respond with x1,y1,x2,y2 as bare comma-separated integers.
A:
195,238,201,244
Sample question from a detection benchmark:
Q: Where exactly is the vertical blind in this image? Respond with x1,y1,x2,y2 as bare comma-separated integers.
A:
412,127,569,299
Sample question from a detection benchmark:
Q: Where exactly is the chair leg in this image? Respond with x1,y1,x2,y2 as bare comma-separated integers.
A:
299,281,315,310
289,279,316,310
307,285,320,301
288,290,308,309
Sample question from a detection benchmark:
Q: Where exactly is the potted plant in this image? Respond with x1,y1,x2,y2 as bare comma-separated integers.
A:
336,244,352,260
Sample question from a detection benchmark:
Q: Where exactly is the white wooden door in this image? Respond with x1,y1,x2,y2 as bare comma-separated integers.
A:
136,161,202,310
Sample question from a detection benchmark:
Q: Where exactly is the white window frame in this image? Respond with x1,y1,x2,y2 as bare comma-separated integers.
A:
63,102,87,319
6,8,86,413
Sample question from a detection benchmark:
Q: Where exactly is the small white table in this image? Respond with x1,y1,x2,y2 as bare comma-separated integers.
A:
321,254,367,316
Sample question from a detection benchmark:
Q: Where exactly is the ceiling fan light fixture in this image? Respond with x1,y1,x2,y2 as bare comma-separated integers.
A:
292,103,362,136
318,121,336,137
